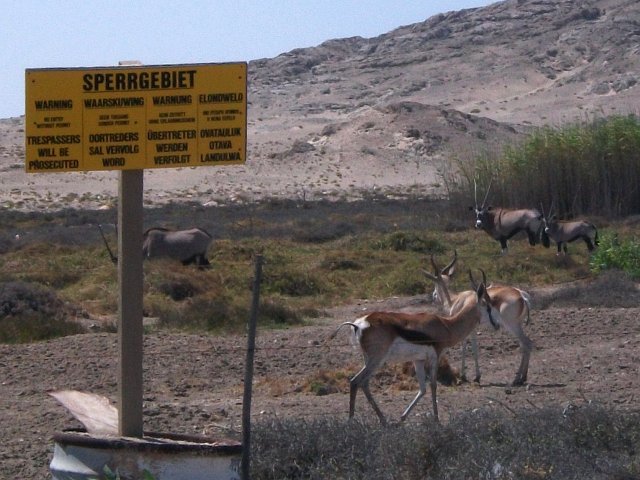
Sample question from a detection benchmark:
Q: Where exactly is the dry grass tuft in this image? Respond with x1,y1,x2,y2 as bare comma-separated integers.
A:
251,404,640,479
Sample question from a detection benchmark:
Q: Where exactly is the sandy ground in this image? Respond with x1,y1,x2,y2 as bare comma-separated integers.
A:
1,113,446,212
1,290,639,478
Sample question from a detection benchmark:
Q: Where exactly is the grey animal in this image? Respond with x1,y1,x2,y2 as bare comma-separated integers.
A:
97,224,213,267
471,180,545,253
542,215,599,255
143,227,213,266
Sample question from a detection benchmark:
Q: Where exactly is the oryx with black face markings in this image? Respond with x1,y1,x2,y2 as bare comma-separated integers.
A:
541,204,599,255
471,180,545,254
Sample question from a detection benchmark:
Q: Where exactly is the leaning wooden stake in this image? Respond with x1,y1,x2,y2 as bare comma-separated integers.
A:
241,254,263,480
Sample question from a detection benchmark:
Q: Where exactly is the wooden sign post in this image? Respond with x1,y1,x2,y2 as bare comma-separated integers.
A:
117,169,144,437
25,61,247,438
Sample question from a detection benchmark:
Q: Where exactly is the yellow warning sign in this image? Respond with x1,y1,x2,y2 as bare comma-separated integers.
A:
25,63,247,172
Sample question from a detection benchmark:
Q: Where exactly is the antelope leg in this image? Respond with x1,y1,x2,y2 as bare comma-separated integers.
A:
460,339,469,382
400,360,427,421
511,324,533,386
349,361,386,424
470,333,481,383
362,380,387,425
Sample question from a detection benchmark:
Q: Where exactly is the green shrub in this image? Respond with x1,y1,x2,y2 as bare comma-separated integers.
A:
452,115,640,218
263,270,326,297
157,278,200,301
150,294,248,332
374,231,445,254
292,221,355,243
590,233,640,279
258,298,305,326
320,257,362,271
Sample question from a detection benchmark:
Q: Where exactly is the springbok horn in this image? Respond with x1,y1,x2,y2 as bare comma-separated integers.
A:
469,268,488,291
430,254,441,277
422,254,439,281
429,254,452,306
442,249,458,275
480,268,487,287
468,269,477,290
421,269,438,281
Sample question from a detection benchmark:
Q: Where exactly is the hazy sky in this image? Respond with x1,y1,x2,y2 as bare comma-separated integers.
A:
2,0,494,119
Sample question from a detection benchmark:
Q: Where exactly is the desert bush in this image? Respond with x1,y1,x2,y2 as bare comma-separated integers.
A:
397,278,427,296
450,115,640,218
321,124,338,136
374,231,445,254
147,279,304,332
157,278,199,301
263,269,326,296
0,232,20,254
319,257,362,271
142,263,245,331
292,220,355,243
13,245,83,287
1,195,635,341
0,281,84,343
301,368,351,396
258,297,306,326
149,293,249,332
251,405,640,480
590,232,640,279
259,252,328,298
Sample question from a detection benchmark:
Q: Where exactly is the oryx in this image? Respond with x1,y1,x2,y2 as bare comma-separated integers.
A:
97,224,214,267
541,206,599,255
470,180,545,254
142,227,213,266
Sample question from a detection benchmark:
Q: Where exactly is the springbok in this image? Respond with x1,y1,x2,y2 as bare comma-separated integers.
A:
471,180,545,253
542,213,599,255
329,272,501,424
423,251,533,386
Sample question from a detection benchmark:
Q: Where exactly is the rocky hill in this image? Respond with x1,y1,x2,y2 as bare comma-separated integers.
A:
1,0,639,211
249,0,639,125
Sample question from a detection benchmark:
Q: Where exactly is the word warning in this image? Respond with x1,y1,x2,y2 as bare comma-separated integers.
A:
25,63,247,172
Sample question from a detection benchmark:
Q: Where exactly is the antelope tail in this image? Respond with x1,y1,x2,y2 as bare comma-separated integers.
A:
519,289,532,325
510,287,533,325
328,322,359,340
